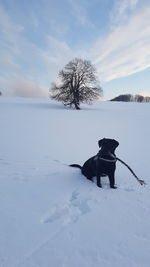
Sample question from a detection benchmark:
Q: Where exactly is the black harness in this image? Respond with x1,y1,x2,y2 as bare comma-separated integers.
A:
96,151,117,163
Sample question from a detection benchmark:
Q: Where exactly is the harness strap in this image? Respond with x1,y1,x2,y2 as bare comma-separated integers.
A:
98,152,117,163
99,157,117,162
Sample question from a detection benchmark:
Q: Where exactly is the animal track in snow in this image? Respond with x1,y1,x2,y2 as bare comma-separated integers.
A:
41,190,91,225
69,190,91,216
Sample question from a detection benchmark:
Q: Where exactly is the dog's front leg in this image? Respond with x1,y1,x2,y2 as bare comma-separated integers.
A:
108,173,117,189
96,173,102,188
96,161,102,188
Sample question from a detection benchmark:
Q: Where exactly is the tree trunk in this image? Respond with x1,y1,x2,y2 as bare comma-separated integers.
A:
74,102,80,109
72,87,80,109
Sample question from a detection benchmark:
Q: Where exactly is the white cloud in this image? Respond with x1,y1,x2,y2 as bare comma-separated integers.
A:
0,6,76,96
67,0,92,27
0,6,25,80
91,4,150,81
115,0,138,16
12,80,49,98
0,76,48,98
110,0,138,25
0,6,24,55
0,1,150,98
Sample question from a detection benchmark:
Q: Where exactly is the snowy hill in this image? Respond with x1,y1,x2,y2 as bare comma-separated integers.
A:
0,97,150,267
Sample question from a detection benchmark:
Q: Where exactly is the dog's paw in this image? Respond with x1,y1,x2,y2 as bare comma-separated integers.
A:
110,186,117,189
97,184,102,188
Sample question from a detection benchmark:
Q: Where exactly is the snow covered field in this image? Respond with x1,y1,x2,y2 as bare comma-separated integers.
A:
0,96,150,267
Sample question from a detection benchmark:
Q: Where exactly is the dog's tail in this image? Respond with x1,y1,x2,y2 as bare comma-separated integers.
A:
70,164,82,169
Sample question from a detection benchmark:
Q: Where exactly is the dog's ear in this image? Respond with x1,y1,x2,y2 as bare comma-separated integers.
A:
113,139,119,148
98,138,105,148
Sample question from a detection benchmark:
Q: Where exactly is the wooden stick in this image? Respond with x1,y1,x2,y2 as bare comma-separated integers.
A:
116,157,146,185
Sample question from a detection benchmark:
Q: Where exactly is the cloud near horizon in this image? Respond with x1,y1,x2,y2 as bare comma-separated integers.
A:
0,0,150,98
12,80,49,98
139,91,150,97
1,78,49,98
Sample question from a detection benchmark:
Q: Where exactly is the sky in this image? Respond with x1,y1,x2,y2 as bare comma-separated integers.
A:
0,0,150,100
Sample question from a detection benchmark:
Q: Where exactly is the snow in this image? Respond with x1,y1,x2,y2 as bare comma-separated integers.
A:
0,96,150,267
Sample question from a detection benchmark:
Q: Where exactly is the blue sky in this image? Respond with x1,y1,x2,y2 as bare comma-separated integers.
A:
0,0,150,100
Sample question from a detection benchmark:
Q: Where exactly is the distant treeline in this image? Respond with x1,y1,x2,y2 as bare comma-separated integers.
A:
110,94,150,102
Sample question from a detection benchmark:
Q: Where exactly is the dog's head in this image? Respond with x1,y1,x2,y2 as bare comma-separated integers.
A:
98,138,119,153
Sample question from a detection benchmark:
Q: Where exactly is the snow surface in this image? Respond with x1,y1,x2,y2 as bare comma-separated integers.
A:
0,97,150,267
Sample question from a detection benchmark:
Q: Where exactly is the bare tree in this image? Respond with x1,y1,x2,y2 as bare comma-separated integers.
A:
50,58,103,109
135,94,144,102
145,96,150,102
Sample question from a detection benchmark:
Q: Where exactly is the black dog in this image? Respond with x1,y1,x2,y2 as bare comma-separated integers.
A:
70,138,119,189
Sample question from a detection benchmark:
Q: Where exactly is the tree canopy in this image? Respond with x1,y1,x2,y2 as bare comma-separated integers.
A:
50,58,102,109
